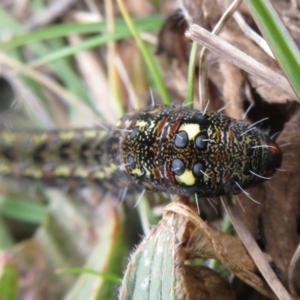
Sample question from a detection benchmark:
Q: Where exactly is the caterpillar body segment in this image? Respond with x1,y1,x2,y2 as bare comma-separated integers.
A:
0,129,133,191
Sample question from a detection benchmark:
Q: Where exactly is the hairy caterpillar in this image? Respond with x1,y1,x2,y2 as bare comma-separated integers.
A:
0,105,282,198
112,105,282,197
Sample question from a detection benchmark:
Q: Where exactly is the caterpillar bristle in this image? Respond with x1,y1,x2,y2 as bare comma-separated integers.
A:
234,182,260,204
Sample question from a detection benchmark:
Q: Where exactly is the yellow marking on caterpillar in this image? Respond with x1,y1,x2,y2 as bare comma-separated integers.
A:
23,167,43,178
0,164,12,174
244,135,252,144
178,124,200,140
31,133,48,144
73,168,88,177
175,170,196,185
58,132,75,141
93,165,117,179
135,120,148,128
94,170,105,179
1,132,17,144
104,165,117,176
53,166,72,177
207,126,213,138
81,130,98,139
132,168,143,176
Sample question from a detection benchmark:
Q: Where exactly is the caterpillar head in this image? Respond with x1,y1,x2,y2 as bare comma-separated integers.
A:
117,105,282,198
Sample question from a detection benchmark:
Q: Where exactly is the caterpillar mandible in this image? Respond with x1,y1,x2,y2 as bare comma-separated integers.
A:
0,105,282,198
111,105,282,197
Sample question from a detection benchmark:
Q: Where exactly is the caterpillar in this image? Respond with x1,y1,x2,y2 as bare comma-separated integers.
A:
0,105,282,198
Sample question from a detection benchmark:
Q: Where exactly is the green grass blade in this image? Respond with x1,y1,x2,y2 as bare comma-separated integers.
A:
65,197,127,300
246,0,300,100
186,41,198,108
117,0,170,105
0,255,19,300
0,196,47,224
29,25,156,68
0,8,164,112
0,218,15,249
0,15,163,51
0,8,91,106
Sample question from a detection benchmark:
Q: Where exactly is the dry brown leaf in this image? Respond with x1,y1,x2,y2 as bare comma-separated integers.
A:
218,60,245,119
234,108,300,297
156,13,190,67
182,265,235,300
165,203,277,299
223,197,293,300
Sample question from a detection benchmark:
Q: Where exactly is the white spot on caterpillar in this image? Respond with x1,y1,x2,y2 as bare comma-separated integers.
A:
146,120,155,130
